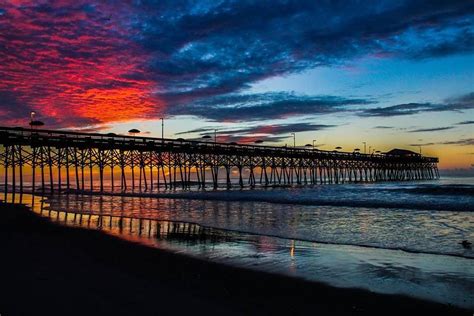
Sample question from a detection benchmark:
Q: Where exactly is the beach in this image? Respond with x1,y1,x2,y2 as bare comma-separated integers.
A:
0,201,469,315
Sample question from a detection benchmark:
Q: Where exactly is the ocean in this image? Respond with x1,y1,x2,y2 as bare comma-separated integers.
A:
3,176,474,309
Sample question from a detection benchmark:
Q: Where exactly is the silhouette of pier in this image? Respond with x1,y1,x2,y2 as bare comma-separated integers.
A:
0,126,439,194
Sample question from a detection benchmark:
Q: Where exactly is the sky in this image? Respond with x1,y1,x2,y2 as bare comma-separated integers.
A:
0,0,473,169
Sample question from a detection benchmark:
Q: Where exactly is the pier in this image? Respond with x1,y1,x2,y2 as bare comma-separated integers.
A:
0,126,439,194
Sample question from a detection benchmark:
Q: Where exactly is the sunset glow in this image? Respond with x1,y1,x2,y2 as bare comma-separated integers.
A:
0,1,473,169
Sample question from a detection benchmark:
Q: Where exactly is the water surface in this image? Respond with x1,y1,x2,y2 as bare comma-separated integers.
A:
3,177,473,308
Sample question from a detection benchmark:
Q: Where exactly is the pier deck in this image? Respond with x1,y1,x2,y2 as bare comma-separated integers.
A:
0,126,439,193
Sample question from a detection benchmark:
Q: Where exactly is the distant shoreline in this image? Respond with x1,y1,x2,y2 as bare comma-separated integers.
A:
0,201,470,315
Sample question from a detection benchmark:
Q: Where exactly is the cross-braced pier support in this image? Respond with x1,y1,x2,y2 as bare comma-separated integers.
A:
0,127,439,195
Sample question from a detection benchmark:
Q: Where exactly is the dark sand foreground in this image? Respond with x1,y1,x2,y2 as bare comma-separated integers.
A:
0,202,469,315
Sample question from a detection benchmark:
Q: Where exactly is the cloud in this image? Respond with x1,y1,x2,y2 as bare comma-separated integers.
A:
66,125,113,133
0,2,163,127
0,1,473,126
168,92,372,121
440,138,474,146
410,138,474,147
143,0,474,100
410,138,474,146
457,120,474,125
177,122,335,144
359,92,474,117
361,103,435,117
215,135,288,144
408,126,454,133
409,142,436,147
179,122,335,136
373,125,394,129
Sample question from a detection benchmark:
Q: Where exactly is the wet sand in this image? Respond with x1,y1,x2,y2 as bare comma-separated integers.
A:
0,202,469,315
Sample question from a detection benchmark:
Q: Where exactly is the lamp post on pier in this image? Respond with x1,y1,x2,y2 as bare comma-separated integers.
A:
290,133,296,148
160,117,164,142
29,111,44,130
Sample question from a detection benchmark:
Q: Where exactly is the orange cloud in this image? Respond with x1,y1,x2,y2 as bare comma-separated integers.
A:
0,1,163,127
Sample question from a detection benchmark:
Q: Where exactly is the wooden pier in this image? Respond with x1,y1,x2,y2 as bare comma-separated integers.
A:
0,126,439,194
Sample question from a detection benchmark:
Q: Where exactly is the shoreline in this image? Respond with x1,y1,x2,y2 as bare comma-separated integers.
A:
0,201,470,315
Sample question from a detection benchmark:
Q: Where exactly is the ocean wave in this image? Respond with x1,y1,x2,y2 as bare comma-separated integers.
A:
395,184,474,196
78,189,474,212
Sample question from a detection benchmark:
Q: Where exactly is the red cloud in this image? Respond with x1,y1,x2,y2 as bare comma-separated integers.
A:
0,1,163,128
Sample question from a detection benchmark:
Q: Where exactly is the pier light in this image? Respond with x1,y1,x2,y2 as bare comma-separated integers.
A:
160,117,164,141
29,111,44,129
362,142,366,154
290,133,296,147
312,139,317,149
128,129,140,136
29,120,44,129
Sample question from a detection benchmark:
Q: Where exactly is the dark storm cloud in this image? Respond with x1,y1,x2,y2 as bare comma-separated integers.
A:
407,27,474,60
359,92,474,117
135,0,474,103
168,92,372,121
457,120,474,125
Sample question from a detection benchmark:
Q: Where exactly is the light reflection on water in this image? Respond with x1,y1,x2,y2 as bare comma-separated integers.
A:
2,193,474,309
41,192,474,258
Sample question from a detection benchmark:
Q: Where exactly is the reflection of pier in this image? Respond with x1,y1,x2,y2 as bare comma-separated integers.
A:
34,204,231,244
0,126,439,193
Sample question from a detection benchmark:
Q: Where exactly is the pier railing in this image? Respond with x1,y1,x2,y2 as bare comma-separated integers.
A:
0,126,439,193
